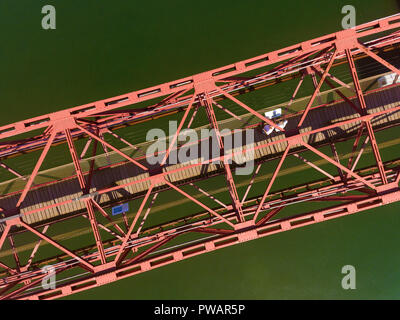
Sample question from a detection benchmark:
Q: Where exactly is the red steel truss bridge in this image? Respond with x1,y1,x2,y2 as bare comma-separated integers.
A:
1,14,400,300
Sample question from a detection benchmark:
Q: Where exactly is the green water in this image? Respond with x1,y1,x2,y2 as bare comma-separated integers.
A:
1,0,400,299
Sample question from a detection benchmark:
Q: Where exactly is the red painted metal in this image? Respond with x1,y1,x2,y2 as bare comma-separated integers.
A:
1,14,400,300
298,49,338,127
203,93,245,223
346,48,388,184
253,145,290,223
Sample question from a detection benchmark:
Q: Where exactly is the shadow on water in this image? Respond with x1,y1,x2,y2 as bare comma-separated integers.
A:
356,0,400,79
356,48,400,79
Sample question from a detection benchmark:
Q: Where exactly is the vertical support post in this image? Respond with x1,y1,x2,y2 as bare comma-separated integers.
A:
65,129,107,264
203,93,245,223
346,48,387,184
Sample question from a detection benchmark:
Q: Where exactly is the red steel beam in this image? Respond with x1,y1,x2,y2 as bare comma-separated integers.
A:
75,123,147,171
18,220,93,272
346,48,388,184
347,122,365,170
91,199,126,237
114,184,155,266
16,130,57,208
65,129,107,264
164,179,236,229
312,66,362,114
255,207,283,226
253,145,290,223
25,225,49,270
356,42,400,77
203,94,245,222
298,49,337,127
301,141,376,190
288,73,305,107
350,136,370,175
160,94,196,166
121,235,177,267
215,86,284,132
241,163,262,205
292,153,335,180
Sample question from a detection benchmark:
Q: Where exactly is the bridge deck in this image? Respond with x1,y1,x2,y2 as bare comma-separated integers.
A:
1,84,400,229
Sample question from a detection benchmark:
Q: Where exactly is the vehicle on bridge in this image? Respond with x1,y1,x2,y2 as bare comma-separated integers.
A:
262,108,288,135
377,72,400,87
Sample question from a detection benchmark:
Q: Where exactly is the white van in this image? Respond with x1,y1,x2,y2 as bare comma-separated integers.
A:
264,108,282,119
377,73,400,88
262,108,288,135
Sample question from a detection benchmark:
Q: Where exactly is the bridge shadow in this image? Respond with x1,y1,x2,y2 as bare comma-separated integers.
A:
356,47,400,79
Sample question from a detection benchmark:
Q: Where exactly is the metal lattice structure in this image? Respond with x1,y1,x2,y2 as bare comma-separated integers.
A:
2,14,400,299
